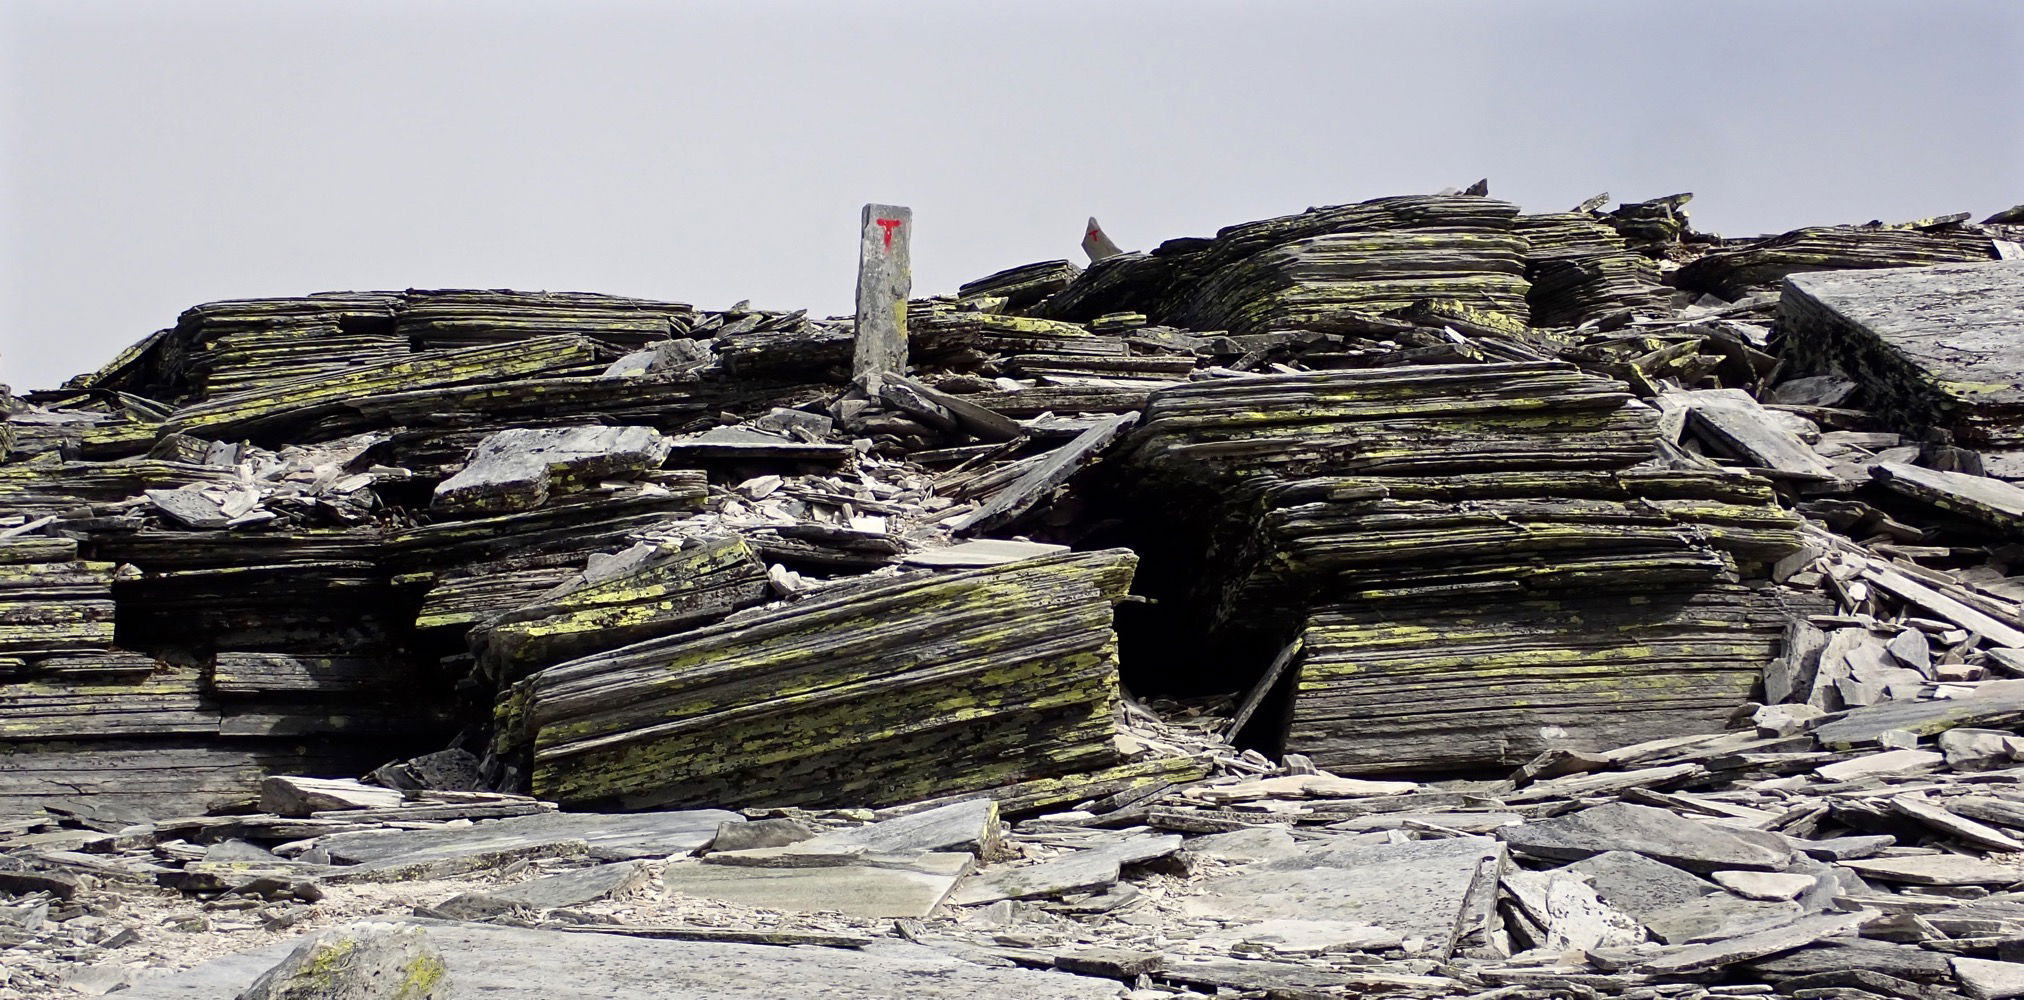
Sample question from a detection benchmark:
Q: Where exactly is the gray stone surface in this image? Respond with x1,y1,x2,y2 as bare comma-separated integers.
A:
1500,802,1791,872
1942,729,2022,772
901,539,1068,568
1782,259,2024,413
436,861,650,919
1816,748,1944,782
259,776,404,817
1643,910,1871,974
1744,938,1958,983
950,834,1180,906
1712,870,1816,901
1640,892,1800,945
1187,826,1300,863
1812,687,2024,748
1561,850,1717,920
1955,957,2024,1000
706,818,819,854
663,852,974,918
1180,835,1503,958
313,810,740,867
1840,854,2024,886
433,425,667,515
1199,919,1402,956
117,921,1121,999
1501,869,1644,951
235,922,447,999
798,799,999,856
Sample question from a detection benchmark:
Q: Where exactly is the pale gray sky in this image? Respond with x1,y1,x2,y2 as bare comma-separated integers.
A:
3,0,2019,392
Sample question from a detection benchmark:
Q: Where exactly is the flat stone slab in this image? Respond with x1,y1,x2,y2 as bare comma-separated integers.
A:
438,861,650,918
1642,893,1802,945
259,776,405,817
950,834,1179,906
115,921,1122,999
1501,869,1644,951
1187,826,1300,863
1875,463,2024,537
901,540,1068,568
1180,835,1503,958
663,852,974,918
1955,957,2024,1000
1816,749,1944,782
1198,918,1402,956
1782,260,2024,411
1713,870,1817,901
1840,854,2024,887
797,799,999,856
434,425,668,514
313,810,740,866
1499,802,1791,873
1813,689,2024,749
1187,774,1419,804
1560,850,1716,921
1643,910,1872,974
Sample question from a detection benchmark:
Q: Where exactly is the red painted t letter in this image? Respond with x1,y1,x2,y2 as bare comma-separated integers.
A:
876,217,904,249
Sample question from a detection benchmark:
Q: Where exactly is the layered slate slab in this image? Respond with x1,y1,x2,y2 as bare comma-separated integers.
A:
1781,260,2024,473
1117,365,1813,774
498,550,1138,810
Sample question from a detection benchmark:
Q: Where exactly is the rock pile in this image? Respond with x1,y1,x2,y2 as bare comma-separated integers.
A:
6,185,2024,998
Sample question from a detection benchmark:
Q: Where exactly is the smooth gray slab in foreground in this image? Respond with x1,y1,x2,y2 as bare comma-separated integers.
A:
313,809,740,866
116,921,1122,999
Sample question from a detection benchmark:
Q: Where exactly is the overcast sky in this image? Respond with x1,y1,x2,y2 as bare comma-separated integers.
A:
2,0,2019,392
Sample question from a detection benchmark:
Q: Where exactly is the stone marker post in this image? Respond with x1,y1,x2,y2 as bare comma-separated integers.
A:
853,203,912,391
1082,216,1124,262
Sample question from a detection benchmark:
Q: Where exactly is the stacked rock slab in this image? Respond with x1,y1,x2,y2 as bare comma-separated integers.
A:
1038,194,1532,335
1171,195,1532,335
1779,259,2024,478
1122,363,1811,774
1675,222,1998,300
1514,213,1671,327
495,549,1139,810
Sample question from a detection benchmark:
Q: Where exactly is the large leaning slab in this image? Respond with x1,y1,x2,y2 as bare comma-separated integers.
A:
1781,260,2024,474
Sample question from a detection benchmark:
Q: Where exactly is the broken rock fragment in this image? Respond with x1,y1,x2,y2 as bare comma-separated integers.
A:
432,425,669,516
235,922,446,1000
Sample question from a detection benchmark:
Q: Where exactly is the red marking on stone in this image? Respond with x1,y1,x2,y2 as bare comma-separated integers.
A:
876,218,904,249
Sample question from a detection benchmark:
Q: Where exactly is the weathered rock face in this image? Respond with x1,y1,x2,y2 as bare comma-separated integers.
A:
497,549,1141,810
1781,259,2024,475
235,923,447,1000
1112,363,1816,772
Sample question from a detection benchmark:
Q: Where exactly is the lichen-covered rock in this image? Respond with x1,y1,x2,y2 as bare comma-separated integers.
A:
236,922,446,1000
